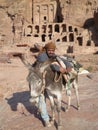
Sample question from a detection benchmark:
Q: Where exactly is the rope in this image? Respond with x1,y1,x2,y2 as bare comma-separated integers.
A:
54,72,62,82
40,70,47,94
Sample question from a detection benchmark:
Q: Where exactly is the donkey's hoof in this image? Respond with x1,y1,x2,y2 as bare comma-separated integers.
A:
57,125,62,130
50,120,54,125
44,120,52,127
77,106,80,110
65,107,69,112
65,109,69,112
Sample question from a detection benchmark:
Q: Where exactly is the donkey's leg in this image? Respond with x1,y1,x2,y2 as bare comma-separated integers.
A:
73,80,80,110
48,95,55,124
66,95,71,112
57,94,62,130
65,83,72,112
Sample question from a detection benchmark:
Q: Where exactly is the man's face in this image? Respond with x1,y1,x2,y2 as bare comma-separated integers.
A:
47,49,55,58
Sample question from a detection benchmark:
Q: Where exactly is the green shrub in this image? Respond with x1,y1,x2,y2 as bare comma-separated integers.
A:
87,66,93,72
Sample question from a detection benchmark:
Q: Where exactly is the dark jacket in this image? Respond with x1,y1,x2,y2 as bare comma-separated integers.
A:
37,52,49,63
36,52,73,72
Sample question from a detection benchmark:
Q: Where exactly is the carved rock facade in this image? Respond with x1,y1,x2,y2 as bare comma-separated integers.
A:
0,0,98,54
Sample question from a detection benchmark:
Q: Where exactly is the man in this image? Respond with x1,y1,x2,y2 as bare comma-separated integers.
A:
33,41,74,127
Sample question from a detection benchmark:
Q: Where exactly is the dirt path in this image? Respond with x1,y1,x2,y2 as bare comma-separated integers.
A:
0,55,98,130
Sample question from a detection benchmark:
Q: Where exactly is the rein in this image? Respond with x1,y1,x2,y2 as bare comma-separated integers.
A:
54,72,62,82
40,70,47,94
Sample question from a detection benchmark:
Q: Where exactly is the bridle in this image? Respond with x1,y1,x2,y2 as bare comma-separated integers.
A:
54,72,62,82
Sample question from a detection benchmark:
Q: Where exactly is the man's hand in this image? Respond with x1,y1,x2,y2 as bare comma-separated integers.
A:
60,67,67,73
60,67,72,73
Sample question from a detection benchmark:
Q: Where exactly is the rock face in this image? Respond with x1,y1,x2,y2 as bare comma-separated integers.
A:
0,0,98,54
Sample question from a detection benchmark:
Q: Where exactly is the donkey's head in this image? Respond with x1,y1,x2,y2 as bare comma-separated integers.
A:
28,69,43,105
28,61,50,105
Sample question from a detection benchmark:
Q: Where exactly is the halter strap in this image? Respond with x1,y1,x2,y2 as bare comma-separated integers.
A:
54,72,62,82
41,70,47,93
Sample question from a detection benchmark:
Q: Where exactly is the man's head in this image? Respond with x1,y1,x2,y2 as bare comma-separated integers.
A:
44,42,56,58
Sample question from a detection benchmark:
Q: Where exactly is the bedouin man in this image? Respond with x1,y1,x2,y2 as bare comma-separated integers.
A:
33,41,74,127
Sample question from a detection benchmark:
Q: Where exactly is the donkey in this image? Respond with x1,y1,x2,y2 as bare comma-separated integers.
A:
18,54,80,129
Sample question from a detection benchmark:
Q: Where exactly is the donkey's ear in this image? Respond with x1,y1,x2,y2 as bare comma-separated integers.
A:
16,53,32,69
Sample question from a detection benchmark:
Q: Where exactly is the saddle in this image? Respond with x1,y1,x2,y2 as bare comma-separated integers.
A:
54,55,79,83
42,55,79,89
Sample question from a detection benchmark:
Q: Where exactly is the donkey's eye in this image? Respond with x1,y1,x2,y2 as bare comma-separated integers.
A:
37,80,41,85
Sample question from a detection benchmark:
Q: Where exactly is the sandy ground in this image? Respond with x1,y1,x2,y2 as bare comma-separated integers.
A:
0,50,98,130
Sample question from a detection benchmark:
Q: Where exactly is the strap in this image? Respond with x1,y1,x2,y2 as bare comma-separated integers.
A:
41,71,47,94
54,72,62,82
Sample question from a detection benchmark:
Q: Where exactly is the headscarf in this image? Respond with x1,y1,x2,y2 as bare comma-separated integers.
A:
44,41,56,50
